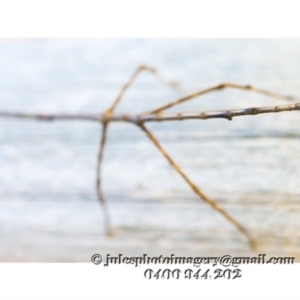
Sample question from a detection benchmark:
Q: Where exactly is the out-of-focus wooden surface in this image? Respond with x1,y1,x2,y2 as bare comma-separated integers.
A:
0,39,300,261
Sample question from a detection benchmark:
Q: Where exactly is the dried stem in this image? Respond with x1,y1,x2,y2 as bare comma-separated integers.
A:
138,123,257,250
108,64,178,113
1,101,299,123
95,64,178,237
149,82,298,114
96,122,112,235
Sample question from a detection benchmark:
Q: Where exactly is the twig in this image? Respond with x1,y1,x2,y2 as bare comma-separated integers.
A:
149,82,298,114
108,64,178,113
1,65,299,250
138,123,257,250
94,65,179,235
96,122,112,235
1,102,299,123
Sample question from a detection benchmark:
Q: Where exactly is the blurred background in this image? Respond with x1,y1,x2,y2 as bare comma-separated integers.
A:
0,39,300,261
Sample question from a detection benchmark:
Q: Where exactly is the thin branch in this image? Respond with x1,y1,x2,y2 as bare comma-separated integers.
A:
138,123,257,250
137,102,300,122
94,64,179,235
108,64,178,113
0,112,100,122
96,122,112,235
1,102,299,124
149,82,298,114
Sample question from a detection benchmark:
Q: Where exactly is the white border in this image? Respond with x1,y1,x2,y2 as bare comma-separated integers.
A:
0,0,300,37
0,263,299,300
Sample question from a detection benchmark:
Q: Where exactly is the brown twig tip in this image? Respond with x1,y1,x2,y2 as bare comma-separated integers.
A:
250,238,258,252
0,64,299,250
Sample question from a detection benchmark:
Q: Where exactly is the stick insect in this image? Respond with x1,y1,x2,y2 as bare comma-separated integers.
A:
1,65,300,250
